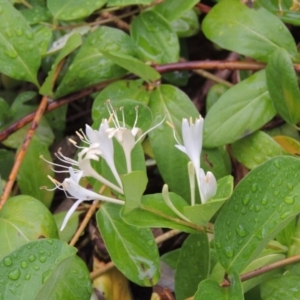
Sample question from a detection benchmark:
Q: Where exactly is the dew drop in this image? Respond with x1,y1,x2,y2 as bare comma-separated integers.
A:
255,205,261,212
46,239,54,245
15,28,23,36
39,256,47,263
5,49,18,59
274,160,280,169
25,274,31,280
248,204,254,211
236,224,248,237
241,208,246,215
242,194,251,206
224,247,234,258
254,218,259,223
287,183,293,191
251,183,258,192
261,198,268,205
21,261,28,269
273,190,279,196
3,256,13,267
237,239,243,245
28,255,36,262
284,196,295,204
280,211,290,220
8,269,20,281
33,265,40,271
215,242,222,249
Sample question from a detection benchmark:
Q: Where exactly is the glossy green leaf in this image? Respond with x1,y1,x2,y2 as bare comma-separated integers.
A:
0,239,92,299
96,203,160,286
171,9,200,38
121,192,200,234
274,135,300,155
194,271,243,300
184,176,234,226
92,79,150,122
202,0,298,63
131,11,179,64
19,0,52,25
206,84,229,113
54,211,81,243
0,0,41,85
121,170,148,213
160,249,180,270
261,275,300,299
203,70,276,148
214,156,300,273
107,0,152,6
148,84,198,201
0,195,58,259
175,233,210,300
47,0,106,20
153,0,199,22
231,131,285,170
55,26,136,98
18,136,54,207
40,33,82,97
256,0,300,26
33,25,52,56
100,50,161,82
266,48,300,125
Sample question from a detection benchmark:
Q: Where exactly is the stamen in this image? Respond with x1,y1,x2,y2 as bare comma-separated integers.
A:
69,138,77,145
120,106,125,127
133,106,139,129
165,119,181,146
75,130,84,140
40,155,72,170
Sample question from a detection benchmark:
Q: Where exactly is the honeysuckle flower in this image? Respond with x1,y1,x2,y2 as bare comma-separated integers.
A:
105,101,165,173
170,116,217,204
47,167,124,231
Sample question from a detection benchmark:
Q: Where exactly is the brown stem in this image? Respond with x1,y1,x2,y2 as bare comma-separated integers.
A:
0,96,49,208
89,229,182,280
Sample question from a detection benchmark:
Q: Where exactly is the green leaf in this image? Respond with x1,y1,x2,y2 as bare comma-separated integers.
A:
0,195,58,259
202,0,298,62
55,26,136,98
19,0,52,25
206,84,229,113
131,11,179,64
47,0,106,20
160,249,180,270
273,135,300,155
214,156,300,273
153,0,199,22
0,239,92,299
121,192,200,233
175,233,210,300
203,70,276,148
171,9,200,38
107,0,152,6
100,50,161,82
18,136,54,207
0,0,41,85
121,170,148,213
92,79,150,122
183,176,234,226
40,33,82,97
256,0,300,26
33,25,52,56
261,275,300,299
96,203,160,286
194,271,243,300
231,131,285,170
54,211,81,243
148,84,198,201
266,48,300,125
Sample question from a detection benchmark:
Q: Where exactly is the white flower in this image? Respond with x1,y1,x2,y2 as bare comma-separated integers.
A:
171,116,217,204
48,167,124,231
105,101,165,173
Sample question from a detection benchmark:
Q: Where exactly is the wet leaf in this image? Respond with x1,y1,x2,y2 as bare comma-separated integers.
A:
274,135,300,155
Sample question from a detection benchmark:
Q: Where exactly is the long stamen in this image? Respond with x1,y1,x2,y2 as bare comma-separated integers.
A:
166,120,182,146
120,106,125,127
133,106,139,129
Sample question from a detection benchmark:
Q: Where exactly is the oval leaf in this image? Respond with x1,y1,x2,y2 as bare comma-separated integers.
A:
202,0,298,62
214,156,300,273
203,70,276,148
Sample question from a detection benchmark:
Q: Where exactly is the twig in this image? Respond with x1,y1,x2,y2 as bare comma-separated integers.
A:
89,229,182,280
69,185,107,247
0,96,49,209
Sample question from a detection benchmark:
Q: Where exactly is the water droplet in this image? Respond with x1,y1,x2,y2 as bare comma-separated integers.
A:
274,160,280,169
25,30,34,40
5,29,12,38
5,49,17,59
254,218,259,223
15,28,23,36
255,205,261,212
21,261,28,269
39,256,47,263
274,190,279,196
237,239,243,245
226,220,231,226
241,208,246,215
277,204,283,212
251,183,258,192
287,183,293,191
248,204,254,211
285,196,295,204
8,269,20,281
242,194,251,206
46,239,54,245
28,255,36,262
25,274,31,280
3,256,13,267
215,242,221,249
280,211,290,220
33,265,40,271
261,198,268,205
224,247,234,258
236,224,248,237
